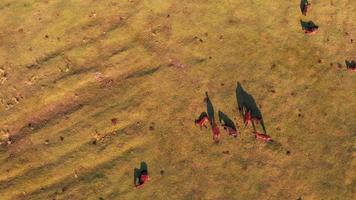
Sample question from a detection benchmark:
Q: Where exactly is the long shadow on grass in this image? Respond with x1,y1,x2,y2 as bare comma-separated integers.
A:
218,111,238,137
300,0,310,15
196,112,208,121
300,20,318,31
205,92,215,125
235,82,266,133
218,111,236,130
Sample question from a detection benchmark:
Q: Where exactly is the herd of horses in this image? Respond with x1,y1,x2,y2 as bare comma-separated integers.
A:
134,0,355,189
194,0,356,143
195,82,271,143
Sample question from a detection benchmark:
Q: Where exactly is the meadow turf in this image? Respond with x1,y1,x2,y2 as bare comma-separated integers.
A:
0,0,355,199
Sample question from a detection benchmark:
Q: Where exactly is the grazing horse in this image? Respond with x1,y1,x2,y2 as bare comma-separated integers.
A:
302,2,311,16
135,170,150,188
244,110,264,130
195,112,210,129
222,125,238,138
218,110,238,138
244,110,252,126
301,20,319,35
254,131,272,142
212,122,220,142
244,110,261,123
304,27,318,35
236,82,267,134
300,20,319,35
345,60,356,72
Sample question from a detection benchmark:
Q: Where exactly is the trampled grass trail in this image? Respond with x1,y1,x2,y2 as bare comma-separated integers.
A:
0,0,355,199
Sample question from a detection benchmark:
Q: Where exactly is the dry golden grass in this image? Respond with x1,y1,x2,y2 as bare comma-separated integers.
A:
0,0,355,199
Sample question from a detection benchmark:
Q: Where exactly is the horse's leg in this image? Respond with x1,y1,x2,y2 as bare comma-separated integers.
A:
252,120,257,132
261,120,267,134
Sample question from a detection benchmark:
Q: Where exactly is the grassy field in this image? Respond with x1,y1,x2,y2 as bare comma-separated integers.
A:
0,0,355,199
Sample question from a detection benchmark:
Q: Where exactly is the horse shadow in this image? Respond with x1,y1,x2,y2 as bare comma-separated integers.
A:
300,0,309,15
205,92,215,125
345,60,356,69
235,82,266,133
134,161,148,186
236,82,247,119
218,111,236,130
196,112,208,121
300,20,318,31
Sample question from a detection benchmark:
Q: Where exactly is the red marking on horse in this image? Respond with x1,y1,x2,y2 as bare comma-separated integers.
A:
254,132,272,142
